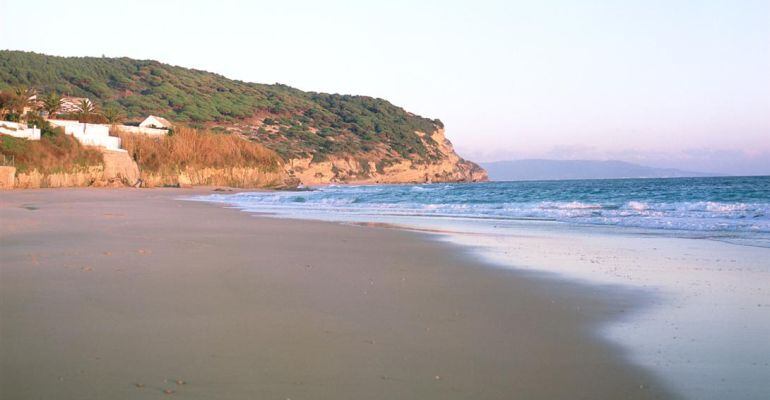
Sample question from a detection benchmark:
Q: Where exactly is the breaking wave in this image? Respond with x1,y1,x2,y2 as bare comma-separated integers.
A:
198,176,770,241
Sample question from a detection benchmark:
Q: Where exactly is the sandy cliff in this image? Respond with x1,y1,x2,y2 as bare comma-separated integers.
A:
2,146,295,189
287,128,487,185
2,128,484,189
139,167,293,189
10,150,140,189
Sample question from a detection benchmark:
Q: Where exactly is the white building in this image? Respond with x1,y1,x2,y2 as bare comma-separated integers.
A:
59,97,91,114
139,115,173,129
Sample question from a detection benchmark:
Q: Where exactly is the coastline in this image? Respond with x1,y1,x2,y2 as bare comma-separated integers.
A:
1,188,673,399
196,185,770,400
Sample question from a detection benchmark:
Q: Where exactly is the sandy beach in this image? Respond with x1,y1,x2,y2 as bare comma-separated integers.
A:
0,188,673,399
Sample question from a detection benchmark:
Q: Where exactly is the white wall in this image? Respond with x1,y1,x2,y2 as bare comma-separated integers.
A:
48,119,123,151
0,121,41,140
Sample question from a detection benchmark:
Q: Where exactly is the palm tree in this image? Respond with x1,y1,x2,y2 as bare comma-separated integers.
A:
102,106,123,124
11,86,37,118
42,92,63,118
0,91,12,119
76,98,97,122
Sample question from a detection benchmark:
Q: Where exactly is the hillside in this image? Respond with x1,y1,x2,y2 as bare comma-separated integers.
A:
0,51,486,184
481,159,713,181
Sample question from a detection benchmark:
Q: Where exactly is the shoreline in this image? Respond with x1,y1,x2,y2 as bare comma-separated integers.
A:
1,188,674,399
197,188,770,400
248,209,770,398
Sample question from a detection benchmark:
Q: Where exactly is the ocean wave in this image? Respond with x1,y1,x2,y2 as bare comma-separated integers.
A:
538,201,604,210
195,177,770,236
627,201,649,211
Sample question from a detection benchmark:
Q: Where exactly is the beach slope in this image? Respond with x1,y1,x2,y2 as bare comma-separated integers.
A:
0,188,672,399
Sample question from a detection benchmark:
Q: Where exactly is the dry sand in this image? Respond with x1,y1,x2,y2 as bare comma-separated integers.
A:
0,188,675,399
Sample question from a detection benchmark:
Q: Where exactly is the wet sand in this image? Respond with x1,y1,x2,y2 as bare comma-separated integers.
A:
0,188,674,399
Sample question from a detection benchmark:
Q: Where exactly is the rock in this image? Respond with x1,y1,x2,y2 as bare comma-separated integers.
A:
141,167,290,189
101,150,140,185
286,128,487,185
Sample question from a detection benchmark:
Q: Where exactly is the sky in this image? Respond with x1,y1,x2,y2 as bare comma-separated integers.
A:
2,0,769,174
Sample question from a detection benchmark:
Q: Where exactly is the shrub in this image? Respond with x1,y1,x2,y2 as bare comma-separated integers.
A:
0,51,446,162
117,126,283,174
23,112,59,137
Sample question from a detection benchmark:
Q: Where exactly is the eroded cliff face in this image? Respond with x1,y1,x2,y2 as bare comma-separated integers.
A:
4,128,484,189
5,146,296,189
12,150,140,189
286,128,487,185
139,167,293,189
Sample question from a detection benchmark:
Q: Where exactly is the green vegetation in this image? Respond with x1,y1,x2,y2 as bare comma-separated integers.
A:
0,85,36,121
102,106,124,123
0,51,445,161
42,91,62,116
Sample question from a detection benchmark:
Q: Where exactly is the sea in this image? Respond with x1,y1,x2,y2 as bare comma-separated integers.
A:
195,176,770,400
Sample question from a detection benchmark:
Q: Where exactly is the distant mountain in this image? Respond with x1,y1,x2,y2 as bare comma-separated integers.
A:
480,159,714,181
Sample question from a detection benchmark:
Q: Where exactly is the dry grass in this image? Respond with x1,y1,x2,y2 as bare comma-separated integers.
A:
117,127,282,173
0,130,103,173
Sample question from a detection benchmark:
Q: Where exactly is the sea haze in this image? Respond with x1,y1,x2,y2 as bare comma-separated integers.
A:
481,159,714,181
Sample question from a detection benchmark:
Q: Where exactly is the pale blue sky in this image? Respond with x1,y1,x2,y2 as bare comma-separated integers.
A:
2,0,768,174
